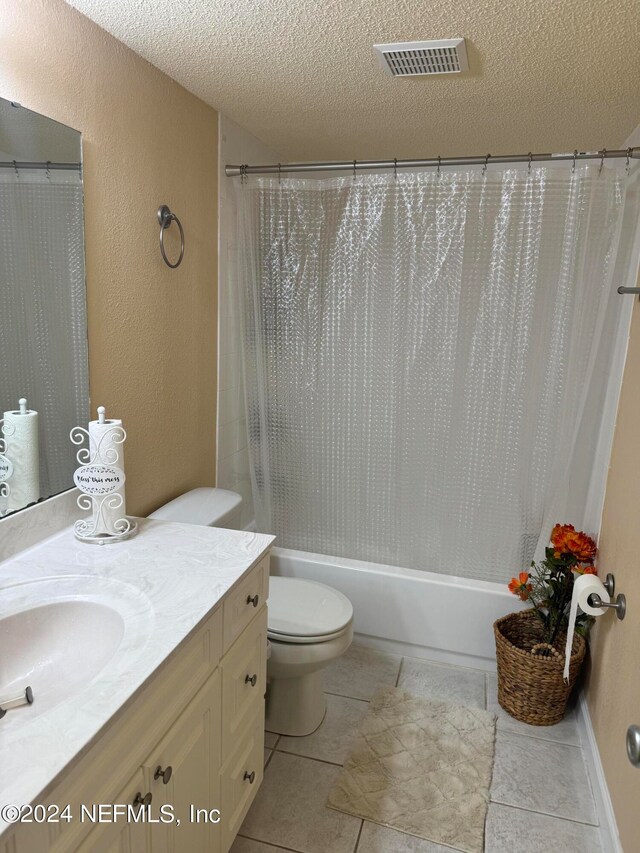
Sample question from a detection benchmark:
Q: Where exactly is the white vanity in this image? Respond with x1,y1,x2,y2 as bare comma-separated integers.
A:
0,517,274,853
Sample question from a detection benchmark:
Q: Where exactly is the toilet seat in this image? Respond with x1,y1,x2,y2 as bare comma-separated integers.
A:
268,577,353,645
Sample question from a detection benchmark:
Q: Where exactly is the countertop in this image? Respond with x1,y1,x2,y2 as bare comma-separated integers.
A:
0,518,275,833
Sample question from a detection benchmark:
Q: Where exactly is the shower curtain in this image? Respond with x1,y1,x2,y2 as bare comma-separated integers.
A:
0,168,87,503
236,165,640,583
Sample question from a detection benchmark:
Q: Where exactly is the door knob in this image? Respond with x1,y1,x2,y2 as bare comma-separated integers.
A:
627,726,640,767
245,673,258,687
247,594,259,608
244,770,256,784
133,791,152,807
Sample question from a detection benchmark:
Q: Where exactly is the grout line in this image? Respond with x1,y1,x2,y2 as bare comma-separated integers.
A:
353,819,364,852
401,651,494,677
263,748,276,770
239,833,307,853
496,725,584,750
395,657,404,687
483,672,488,710
324,689,371,702
273,746,344,768
489,798,599,828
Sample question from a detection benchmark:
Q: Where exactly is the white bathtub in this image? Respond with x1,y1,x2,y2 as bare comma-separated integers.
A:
269,546,526,672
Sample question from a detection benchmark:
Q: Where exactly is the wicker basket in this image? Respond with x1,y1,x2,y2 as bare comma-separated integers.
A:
494,609,586,726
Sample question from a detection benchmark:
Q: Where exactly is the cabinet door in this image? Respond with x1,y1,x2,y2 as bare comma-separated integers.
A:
76,769,151,853
143,669,222,853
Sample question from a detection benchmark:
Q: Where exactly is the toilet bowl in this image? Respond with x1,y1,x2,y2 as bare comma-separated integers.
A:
266,577,353,736
149,488,354,736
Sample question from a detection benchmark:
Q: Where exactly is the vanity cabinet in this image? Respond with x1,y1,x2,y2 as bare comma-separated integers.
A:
2,554,270,853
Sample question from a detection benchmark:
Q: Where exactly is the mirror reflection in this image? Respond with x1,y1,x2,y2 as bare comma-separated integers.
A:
0,97,88,517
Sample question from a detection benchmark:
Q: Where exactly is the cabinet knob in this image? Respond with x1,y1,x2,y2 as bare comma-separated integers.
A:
627,726,640,767
154,764,173,784
245,673,258,687
244,770,256,784
133,791,152,807
247,594,259,608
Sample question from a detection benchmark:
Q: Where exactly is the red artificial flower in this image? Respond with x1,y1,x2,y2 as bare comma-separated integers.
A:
508,572,533,601
550,524,597,562
574,564,597,576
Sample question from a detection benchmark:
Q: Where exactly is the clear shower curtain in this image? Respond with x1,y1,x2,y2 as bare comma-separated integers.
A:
237,165,640,583
0,169,87,503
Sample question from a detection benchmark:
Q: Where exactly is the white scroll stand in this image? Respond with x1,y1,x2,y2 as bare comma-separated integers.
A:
70,405,137,544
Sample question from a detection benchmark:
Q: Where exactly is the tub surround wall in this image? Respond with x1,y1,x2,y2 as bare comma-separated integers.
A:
0,0,219,516
217,116,280,528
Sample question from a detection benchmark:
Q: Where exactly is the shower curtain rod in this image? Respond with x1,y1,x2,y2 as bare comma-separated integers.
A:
226,146,640,177
0,161,81,171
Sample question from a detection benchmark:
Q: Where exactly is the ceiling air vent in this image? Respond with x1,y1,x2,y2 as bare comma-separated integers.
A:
373,39,468,77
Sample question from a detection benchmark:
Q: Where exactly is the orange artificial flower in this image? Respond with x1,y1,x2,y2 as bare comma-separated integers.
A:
550,524,597,562
508,572,533,601
574,564,597,576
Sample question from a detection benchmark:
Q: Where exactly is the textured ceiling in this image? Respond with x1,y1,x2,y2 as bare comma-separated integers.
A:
66,0,640,161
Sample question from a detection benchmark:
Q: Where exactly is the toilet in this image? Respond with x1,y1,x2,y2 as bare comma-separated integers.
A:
149,487,354,737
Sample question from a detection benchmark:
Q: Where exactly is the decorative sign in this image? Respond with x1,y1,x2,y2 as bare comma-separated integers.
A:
0,454,13,483
74,464,125,496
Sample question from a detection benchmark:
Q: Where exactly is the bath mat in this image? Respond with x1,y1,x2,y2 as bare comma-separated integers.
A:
327,687,496,853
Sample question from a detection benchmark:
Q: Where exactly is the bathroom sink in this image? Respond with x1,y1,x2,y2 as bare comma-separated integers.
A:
0,576,153,724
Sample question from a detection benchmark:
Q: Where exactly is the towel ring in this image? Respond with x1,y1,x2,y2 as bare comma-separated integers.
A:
157,205,184,269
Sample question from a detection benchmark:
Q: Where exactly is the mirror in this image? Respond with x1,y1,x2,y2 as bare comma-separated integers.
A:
0,97,88,517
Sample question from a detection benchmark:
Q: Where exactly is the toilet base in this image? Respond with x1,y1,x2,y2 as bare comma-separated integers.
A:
265,670,326,736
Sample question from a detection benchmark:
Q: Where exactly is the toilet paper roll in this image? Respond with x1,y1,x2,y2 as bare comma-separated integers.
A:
563,573,609,682
88,409,126,535
4,399,39,512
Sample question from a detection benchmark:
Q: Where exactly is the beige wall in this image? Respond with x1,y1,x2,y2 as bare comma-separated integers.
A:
586,295,640,850
0,0,218,515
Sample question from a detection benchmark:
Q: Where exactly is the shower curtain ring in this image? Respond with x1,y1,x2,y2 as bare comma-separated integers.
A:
626,148,632,175
483,154,490,176
599,149,606,176
12,160,19,180
572,150,577,175
46,160,51,181
393,158,397,180
437,156,441,177
353,160,357,180
527,152,533,174
278,163,281,184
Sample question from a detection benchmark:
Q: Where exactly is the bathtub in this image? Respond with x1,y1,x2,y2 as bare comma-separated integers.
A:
269,546,526,672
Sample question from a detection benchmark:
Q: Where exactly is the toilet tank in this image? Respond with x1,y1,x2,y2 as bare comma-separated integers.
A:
148,487,243,529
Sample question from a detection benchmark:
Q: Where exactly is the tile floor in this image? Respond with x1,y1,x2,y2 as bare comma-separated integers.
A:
232,644,604,853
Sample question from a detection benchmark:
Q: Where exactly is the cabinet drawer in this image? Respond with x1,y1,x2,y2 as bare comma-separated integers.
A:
222,555,269,652
221,607,267,760
219,711,264,853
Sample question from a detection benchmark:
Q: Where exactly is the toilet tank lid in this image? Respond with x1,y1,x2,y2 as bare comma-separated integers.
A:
148,487,242,526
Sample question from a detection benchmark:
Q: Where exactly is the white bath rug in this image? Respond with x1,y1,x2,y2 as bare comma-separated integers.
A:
327,687,496,853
